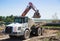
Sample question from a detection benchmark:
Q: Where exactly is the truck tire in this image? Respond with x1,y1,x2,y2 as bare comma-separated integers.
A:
35,28,42,36
23,30,30,39
41,28,44,35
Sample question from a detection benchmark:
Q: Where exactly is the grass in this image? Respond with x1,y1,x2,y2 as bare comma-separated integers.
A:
41,26,60,28
42,38,49,41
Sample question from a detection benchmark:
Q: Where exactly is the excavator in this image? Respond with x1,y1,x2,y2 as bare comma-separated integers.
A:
21,2,41,18
4,2,42,39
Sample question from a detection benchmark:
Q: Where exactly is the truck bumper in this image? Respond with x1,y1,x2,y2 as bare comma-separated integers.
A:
12,32,24,36
4,32,24,36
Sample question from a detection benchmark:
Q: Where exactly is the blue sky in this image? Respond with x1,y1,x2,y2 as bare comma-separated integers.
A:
0,0,60,19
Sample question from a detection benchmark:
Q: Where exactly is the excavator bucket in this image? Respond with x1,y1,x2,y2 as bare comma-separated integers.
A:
33,10,41,18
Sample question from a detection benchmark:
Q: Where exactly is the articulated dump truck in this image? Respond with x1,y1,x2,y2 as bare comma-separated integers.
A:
4,2,43,39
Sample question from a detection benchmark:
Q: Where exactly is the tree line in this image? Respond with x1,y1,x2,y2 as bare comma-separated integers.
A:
0,15,14,25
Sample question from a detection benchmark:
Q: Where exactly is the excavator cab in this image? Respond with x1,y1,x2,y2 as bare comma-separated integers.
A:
14,16,28,23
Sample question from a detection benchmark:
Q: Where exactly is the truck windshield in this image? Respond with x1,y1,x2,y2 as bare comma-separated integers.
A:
14,17,26,23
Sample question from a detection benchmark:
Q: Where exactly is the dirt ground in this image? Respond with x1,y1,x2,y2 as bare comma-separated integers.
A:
23,29,60,41
0,29,60,41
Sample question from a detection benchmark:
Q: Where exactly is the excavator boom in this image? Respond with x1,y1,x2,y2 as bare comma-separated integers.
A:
21,2,41,18
21,4,31,16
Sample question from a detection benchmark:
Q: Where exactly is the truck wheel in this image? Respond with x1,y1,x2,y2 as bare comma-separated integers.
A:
36,28,42,36
23,30,30,39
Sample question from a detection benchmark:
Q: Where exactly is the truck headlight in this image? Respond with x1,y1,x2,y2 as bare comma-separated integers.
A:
18,27,21,30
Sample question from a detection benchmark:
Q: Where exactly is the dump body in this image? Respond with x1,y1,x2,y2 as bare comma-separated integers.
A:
28,18,41,28
28,19,35,28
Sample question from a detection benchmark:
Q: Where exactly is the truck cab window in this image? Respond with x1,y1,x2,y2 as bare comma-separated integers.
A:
14,17,28,23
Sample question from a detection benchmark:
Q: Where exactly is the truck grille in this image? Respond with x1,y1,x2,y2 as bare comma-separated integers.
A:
5,26,12,34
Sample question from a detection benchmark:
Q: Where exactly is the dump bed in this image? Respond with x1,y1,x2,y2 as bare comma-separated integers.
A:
28,18,46,28
28,19,35,28
28,18,41,28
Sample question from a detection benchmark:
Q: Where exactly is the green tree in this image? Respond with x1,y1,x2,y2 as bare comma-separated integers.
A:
4,15,14,22
0,16,3,21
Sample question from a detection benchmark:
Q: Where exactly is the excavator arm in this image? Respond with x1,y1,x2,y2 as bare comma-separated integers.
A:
21,2,41,18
